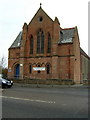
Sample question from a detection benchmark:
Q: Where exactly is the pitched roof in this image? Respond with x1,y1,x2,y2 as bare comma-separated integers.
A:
29,6,53,25
10,31,22,48
10,28,75,48
58,28,75,44
80,48,90,59
9,30,90,59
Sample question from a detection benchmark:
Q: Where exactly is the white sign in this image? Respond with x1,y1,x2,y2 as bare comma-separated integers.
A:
33,67,45,71
8,68,11,72
20,64,23,66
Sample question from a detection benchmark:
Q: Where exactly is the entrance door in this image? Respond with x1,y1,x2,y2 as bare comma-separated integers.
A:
15,64,20,78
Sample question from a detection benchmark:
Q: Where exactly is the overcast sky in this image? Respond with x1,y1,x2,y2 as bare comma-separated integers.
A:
0,0,89,66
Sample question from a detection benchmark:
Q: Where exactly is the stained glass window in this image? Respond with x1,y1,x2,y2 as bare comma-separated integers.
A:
37,29,44,54
47,33,51,53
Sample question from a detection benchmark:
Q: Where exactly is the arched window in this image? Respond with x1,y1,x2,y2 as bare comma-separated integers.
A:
47,33,51,53
30,64,32,74
41,31,44,53
37,29,44,54
30,35,33,54
46,64,51,74
37,65,41,73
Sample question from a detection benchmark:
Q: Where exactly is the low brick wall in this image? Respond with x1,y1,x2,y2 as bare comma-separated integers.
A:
9,78,74,85
83,80,90,85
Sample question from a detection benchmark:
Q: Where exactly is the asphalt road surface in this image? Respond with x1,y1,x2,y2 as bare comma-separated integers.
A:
1,85,88,118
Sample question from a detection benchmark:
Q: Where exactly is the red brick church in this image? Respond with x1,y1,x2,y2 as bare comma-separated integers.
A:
8,5,90,84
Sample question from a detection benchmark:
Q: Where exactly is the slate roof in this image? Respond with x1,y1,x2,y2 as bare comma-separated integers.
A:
10,28,75,48
58,28,75,44
10,31,22,48
80,48,90,59
9,28,90,59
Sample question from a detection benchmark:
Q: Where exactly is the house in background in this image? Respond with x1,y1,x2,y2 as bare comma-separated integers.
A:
8,5,90,84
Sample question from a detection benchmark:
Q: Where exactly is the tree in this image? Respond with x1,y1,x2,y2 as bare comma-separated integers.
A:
2,68,8,78
0,56,7,68
0,56,8,78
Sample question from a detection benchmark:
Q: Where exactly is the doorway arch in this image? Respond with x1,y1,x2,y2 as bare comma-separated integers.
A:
15,64,20,78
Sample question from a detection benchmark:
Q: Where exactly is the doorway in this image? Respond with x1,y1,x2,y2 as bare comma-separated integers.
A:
15,64,20,78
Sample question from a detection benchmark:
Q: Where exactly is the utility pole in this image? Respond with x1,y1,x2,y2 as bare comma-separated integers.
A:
0,65,2,78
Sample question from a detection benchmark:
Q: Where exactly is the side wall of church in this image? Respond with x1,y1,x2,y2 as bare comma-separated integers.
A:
73,28,81,84
80,54,90,82
8,48,20,78
58,44,74,80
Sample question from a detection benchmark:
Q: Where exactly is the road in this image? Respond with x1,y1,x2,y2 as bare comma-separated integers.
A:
1,85,88,118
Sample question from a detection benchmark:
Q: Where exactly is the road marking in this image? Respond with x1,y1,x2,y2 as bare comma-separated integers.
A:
62,104,67,106
0,96,56,104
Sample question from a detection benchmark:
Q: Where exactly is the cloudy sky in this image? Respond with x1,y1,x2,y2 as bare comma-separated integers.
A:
0,0,89,66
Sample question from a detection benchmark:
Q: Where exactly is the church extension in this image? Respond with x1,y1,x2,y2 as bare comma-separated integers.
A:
8,6,90,84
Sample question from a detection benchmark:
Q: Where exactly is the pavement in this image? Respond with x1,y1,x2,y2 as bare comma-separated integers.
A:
13,83,89,88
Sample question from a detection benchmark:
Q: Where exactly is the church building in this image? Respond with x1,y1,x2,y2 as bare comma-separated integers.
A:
8,5,90,84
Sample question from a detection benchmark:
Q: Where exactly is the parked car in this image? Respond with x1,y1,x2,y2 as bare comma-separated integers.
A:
0,78,13,88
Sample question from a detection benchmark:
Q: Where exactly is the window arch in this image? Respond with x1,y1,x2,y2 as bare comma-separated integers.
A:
30,35,33,54
29,64,32,74
47,33,51,53
37,29,44,54
36,62,41,67
46,63,51,74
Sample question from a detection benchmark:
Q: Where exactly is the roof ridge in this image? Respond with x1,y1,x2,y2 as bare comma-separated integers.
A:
62,27,75,30
80,48,90,59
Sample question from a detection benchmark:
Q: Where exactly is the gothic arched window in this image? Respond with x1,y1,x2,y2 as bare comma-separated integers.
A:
37,29,44,54
47,33,51,53
41,31,44,53
29,64,32,74
37,64,41,73
30,35,33,54
46,64,51,74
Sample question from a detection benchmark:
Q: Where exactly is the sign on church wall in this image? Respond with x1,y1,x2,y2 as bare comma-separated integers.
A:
8,68,11,72
33,67,45,71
